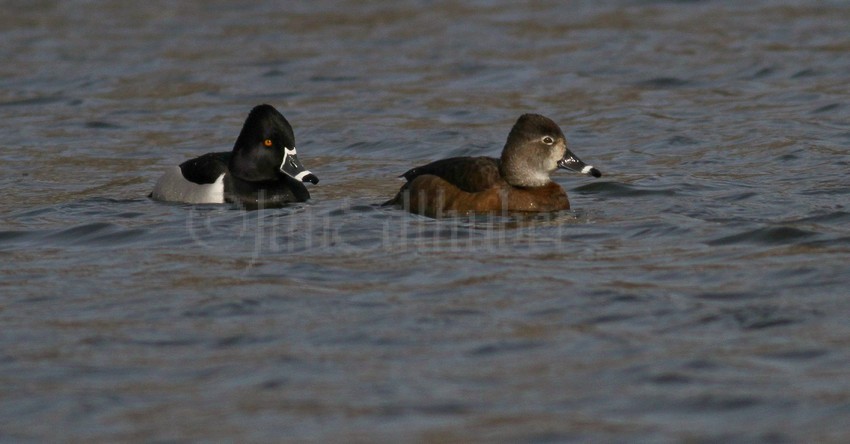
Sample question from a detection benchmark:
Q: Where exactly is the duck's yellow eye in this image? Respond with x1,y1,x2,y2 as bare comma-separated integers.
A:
263,139,273,147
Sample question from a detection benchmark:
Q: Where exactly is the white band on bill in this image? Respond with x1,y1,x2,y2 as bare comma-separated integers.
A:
294,170,313,181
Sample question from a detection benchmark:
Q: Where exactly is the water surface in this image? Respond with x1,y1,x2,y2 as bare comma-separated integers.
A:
2,1,850,442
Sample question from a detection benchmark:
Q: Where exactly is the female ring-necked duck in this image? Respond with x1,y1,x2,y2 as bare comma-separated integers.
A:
385,113,601,217
151,104,319,209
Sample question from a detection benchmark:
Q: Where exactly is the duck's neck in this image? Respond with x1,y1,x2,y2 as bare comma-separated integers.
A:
229,150,276,182
499,156,551,188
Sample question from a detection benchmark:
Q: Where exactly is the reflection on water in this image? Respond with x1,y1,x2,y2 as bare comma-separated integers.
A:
2,0,850,442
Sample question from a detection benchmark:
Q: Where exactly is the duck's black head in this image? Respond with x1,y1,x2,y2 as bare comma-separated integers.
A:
229,104,319,184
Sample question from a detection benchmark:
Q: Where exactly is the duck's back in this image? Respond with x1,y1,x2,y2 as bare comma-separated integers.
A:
179,152,231,184
400,156,503,192
388,156,501,216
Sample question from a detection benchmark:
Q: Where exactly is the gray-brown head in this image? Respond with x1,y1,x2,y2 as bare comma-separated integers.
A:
499,114,601,187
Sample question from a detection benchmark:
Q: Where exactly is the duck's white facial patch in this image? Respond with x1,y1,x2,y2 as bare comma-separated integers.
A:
280,147,297,169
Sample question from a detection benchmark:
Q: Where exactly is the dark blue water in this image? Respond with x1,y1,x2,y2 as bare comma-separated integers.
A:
2,1,850,442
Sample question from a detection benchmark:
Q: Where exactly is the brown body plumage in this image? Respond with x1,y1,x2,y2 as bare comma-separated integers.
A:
386,114,601,218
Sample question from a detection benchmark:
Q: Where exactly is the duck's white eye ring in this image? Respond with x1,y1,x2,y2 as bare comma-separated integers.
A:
542,136,555,145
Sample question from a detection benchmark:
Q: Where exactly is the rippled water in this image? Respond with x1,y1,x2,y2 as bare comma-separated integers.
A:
2,1,850,442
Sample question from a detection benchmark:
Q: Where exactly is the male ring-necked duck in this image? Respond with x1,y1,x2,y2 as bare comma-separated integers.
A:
151,104,319,209
385,113,601,217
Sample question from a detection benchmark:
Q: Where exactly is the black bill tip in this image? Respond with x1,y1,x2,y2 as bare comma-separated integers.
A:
303,173,319,184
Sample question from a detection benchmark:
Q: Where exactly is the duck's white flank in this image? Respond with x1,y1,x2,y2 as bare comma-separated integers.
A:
151,167,225,204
